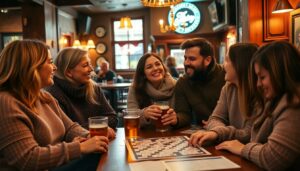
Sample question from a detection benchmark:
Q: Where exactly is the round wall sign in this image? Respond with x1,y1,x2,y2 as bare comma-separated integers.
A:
169,2,201,34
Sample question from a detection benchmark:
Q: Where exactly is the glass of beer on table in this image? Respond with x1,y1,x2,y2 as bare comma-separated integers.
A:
88,116,108,137
123,109,140,139
154,101,170,132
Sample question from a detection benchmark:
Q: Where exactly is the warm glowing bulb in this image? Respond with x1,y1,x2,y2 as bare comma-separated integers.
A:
72,40,81,48
87,39,95,49
159,19,164,26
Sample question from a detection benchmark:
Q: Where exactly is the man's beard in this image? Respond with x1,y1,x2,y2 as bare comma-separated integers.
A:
185,65,208,81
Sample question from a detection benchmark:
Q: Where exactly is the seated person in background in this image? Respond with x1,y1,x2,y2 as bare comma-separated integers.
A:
45,48,117,138
127,53,178,129
174,38,226,128
191,41,300,171
0,40,108,170
190,43,258,144
165,56,179,78
96,60,116,84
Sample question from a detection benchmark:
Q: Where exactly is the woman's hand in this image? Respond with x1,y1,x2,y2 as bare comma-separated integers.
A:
161,108,177,126
107,127,116,139
73,136,87,143
215,140,244,156
143,105,161,120
189,131,218,147
80,136,109,154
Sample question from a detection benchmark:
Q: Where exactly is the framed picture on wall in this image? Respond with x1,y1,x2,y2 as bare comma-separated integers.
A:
1,33,22,49
290,8,300,51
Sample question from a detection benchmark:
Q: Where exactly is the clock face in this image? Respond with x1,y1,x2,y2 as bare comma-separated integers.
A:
96,43,107,54
95,26,106,37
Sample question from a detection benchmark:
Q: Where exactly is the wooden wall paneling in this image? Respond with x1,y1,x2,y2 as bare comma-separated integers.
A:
263,0,290,41
22,1,45,41
248,0,263,45
44,1,58,56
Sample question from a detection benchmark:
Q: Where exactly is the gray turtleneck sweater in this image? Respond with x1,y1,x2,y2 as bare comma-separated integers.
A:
45,76,117,129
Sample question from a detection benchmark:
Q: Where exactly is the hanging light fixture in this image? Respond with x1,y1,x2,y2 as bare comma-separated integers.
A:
159,5,176,33
119,17,133,29
86,39,95,49
141,0,182,7
272,0,293,13
72,40,81,48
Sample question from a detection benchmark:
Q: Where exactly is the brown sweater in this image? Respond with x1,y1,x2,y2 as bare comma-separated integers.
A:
214,94,300,170
207,83,252,143
0,91,88,171
174,63,225,128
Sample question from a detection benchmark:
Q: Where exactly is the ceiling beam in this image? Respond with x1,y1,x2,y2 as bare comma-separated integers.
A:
54,0,92,6
0,0,21,8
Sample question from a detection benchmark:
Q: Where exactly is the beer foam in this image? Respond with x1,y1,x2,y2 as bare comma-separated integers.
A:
160,105,169,110
89,124,107,129
124,115,140,119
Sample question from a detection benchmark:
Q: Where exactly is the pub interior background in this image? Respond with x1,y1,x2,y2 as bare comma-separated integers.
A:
0,0,299,80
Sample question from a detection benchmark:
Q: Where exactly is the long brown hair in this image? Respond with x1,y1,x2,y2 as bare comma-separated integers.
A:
250,41,300,116
228,43,258,117
0,39,50,109
133,53,167,108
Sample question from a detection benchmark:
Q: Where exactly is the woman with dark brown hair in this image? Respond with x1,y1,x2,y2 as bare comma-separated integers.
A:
192,41,300,170
190,43,258,144
127,53,178,129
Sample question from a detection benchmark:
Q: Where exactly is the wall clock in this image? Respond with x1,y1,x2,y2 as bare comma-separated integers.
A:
95,26,106,38
96,42,107,54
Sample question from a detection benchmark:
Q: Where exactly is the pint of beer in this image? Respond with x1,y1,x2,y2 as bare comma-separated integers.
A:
88,116,108,137
123,109,140,139
154,101,170,132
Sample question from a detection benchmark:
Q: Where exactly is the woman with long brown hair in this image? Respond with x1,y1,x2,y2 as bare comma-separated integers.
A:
0,40,108,170
127,53,178,129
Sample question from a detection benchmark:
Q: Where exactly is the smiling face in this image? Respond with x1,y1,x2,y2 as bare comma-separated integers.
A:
254,63,275,100
38,51,57,88
184,46,211,79
144,56,165,86
66,56,93,86
224,54,238,85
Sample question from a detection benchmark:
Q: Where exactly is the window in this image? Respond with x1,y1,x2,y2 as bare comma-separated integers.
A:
170,48,184,69
113,18,144,70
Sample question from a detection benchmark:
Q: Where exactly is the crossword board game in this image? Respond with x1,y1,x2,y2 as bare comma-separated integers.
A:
125,136,211,161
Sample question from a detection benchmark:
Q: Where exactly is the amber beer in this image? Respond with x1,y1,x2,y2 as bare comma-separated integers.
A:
124,115,140,139
155,105,170,132
89,124,108,137
88,116,108,137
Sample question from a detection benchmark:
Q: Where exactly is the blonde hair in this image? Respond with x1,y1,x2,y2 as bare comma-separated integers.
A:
54,47,98,104
0,39,51,109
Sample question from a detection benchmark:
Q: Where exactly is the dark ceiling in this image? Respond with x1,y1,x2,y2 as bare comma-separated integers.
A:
0,0,145,14
0,0,208,14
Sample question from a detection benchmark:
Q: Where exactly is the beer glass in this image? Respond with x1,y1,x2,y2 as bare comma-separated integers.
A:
123,109,140,139
88,116,108,137
154,101,170,132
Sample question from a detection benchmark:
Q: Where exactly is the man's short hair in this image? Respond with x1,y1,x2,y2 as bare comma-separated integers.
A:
180,38,214,60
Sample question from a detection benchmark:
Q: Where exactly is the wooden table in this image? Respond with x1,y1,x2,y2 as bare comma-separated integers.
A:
97,128,263,171
100,83,131,111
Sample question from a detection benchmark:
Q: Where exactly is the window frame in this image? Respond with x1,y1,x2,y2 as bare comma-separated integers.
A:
112,17,145,71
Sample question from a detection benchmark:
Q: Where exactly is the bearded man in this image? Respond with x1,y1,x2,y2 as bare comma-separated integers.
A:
174,38,225,128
